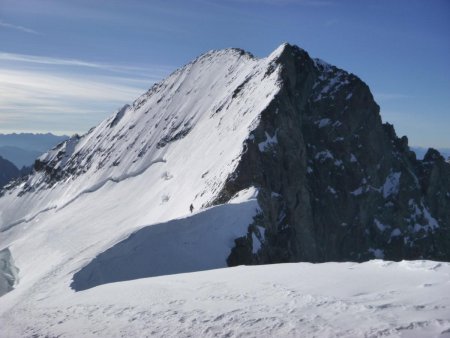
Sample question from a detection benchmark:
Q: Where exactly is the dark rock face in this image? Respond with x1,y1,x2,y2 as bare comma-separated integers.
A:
0,156,19,188
222,44,450,264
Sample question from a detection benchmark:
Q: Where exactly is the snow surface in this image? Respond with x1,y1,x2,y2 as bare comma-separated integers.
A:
71,190,259,291
2,260,450,337
374,218,390,232
258,131,278,152
315,118,331,128
382,171,401,199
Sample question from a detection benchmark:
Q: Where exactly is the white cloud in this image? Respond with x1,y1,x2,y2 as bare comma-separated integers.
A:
0,51,172,134
0,69,145,103
0,68,150,128
0,19,39,35
0,52,172,78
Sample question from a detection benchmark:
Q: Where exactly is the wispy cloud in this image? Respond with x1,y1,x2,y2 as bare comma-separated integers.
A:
0,52,172,78
0,19,39,35
0,68,148,134
0,52,172,134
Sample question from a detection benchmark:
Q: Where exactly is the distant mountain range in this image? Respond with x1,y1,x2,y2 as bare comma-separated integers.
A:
0,133,68,169
0,156,20,188
411,146,450,161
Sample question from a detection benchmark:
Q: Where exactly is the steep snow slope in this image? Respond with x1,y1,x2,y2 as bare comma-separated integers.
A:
0,46,283,309
2,260,450,337
0,46,282,228
71,188,259,291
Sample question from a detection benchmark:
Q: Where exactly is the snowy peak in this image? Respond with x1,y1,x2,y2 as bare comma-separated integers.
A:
0,43,284,231
2,43,450,337
1,42,450,273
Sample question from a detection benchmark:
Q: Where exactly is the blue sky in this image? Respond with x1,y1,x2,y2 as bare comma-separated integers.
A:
0,0,449,148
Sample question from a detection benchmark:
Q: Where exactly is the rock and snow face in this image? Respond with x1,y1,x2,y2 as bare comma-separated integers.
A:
0,43,450,335
0,47,280,229
216,44,450,264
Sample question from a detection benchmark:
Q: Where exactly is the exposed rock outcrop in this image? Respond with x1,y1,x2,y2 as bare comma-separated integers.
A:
222,44,450,264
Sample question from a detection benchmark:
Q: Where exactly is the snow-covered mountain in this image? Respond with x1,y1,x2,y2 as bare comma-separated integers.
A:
1,43,450,336
0,45,283,300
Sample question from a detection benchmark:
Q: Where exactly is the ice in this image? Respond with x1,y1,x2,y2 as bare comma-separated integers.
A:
368,248,385,259
315,150,334,162
351,186,364,196
391,228,402,237
258,131,278,152
315,118,331,128
374,219,389,232
423,205,439,229
382,171,401,198
327,186,337,195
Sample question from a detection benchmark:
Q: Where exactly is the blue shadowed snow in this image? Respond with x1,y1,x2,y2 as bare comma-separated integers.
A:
71,200,258,291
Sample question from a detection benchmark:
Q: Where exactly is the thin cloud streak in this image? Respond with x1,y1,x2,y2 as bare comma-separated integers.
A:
0,52,173,78
0,19,39,35
0,69,145,102
0,68,157,132
0,49,173,134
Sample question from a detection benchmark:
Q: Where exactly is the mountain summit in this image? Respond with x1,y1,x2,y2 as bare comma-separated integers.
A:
1,44,450,299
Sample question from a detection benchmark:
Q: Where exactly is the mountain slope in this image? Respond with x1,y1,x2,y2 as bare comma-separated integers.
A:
0,47,281,228
0,46,283,309
219,45,450,263
0,43,449,320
